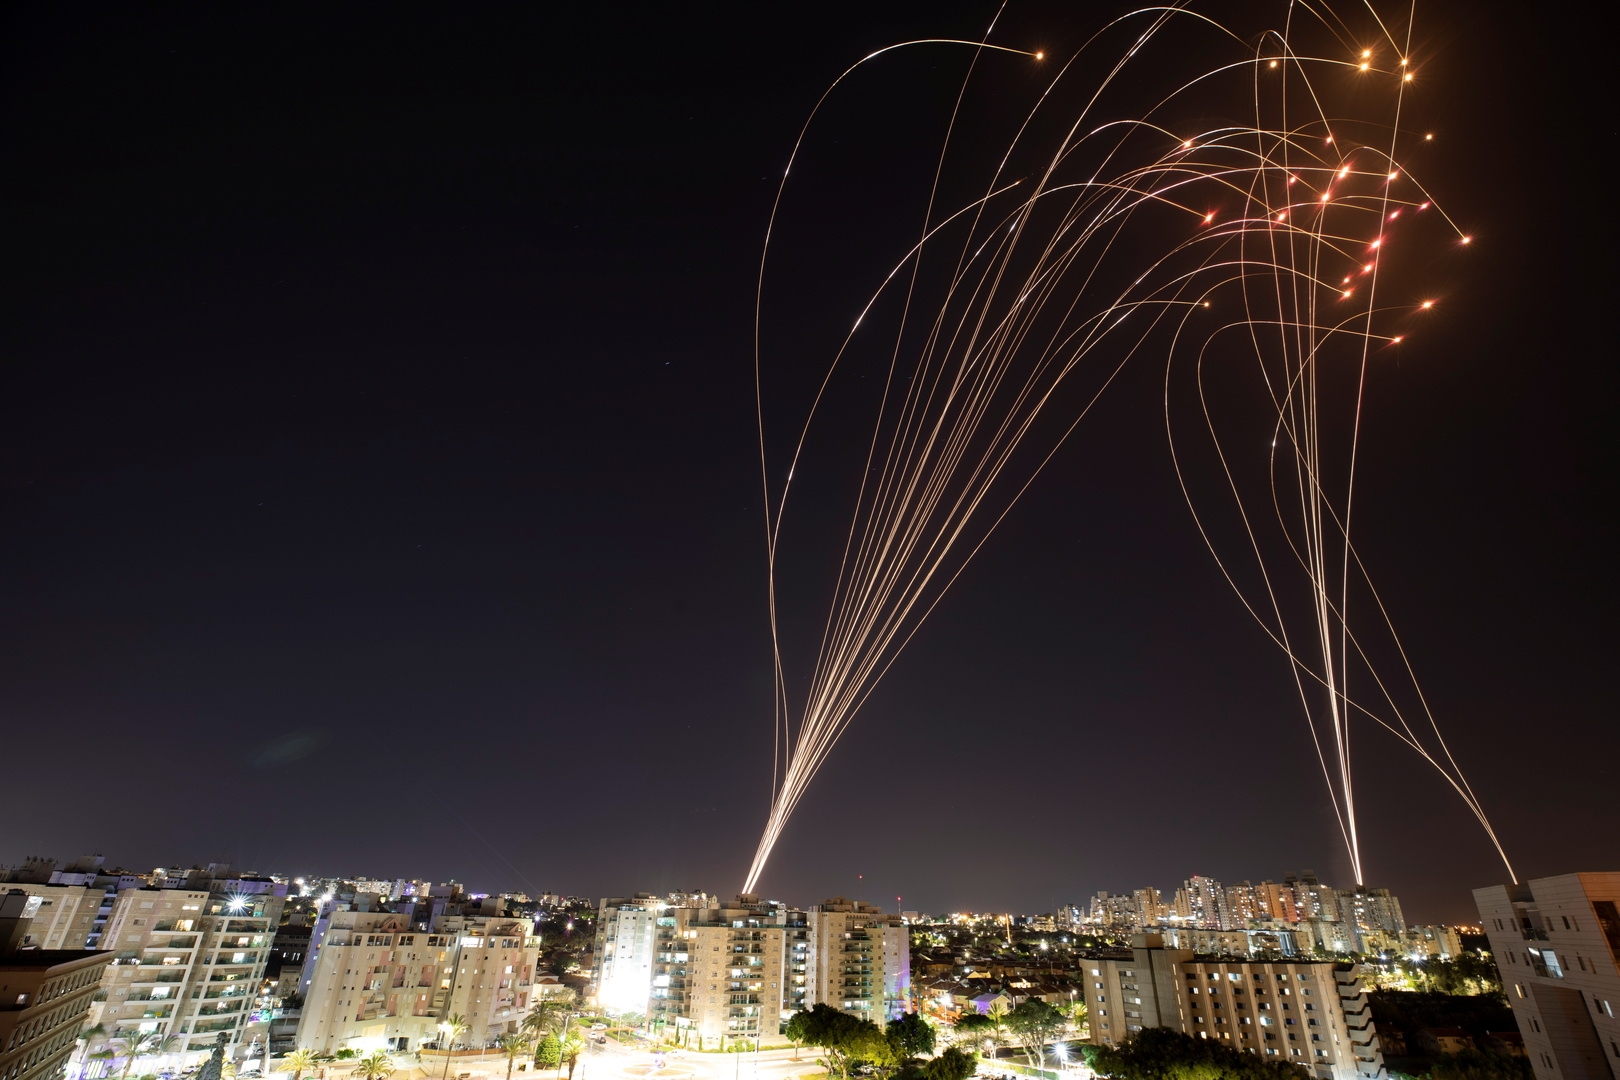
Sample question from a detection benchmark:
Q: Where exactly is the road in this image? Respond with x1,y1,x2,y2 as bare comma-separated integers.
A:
573,1039,824,1080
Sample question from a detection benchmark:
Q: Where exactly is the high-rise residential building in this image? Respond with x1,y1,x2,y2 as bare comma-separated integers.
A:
295,910,543,1053
1082,933,1382,1080
1474,873,1620,1080
1334,888,1406,944
1134,888,1165,928
594,895,665,1014
806,898,909,1024
1226,884,1261,929
1178,877,1232,931
1089,893,1139,933
648,895,797,1048
1288,873,1340,924
1,891,115,1080
1257,882,1301,924
86,866,285,1066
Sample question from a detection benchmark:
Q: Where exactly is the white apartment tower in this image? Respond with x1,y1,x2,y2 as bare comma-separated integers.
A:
595,895,664,1014
1475,873,1620,1080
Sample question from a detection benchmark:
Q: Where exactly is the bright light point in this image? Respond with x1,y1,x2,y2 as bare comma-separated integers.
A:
1404,72,1414,81
1362,264,1373,272
1362,49,1372,58
1321,193,1331,202
1388,171,1399,180
1204,212,1214,223
1342,276,1352,284
1182,140,1193,149
1460,235,1472,244
1391,336,1403,343
1277,212,1287,221
1400,58,1409,66
1389,210,1401,219
1203,301,1211,307
1424,133,1434,140
1360,62,1370,71
1326,136,1334,144
1421,300,1434,309
1343,290,1353,298
1370,238,1382,249
1339,167,1350,178
1034,51,1044,61
1269,60,1278,68
1287,175,1297,184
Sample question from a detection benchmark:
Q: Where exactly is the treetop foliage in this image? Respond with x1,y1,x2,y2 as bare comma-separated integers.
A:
1089,1027,1312,1080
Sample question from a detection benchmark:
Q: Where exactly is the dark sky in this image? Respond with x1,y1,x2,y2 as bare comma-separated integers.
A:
1,1,1611,925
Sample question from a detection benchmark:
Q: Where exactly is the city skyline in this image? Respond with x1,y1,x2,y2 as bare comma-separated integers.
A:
1,0,1612,923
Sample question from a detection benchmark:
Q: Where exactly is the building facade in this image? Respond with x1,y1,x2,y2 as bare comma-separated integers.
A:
1,891,115,1080
295,911,542,1053
1474,873,1620,1080
87,870,285,1066
806,898,909,1024
1083,934,1382,1080
594,896,663,1014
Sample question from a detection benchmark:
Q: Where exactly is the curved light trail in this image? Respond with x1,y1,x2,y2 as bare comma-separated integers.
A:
743,1,1514,893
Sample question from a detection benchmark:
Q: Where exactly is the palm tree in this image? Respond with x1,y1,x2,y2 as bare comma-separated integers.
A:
105,1032,180,1080
521,998,573,1067
497,1034,534,1080
354,1051,394,1080
279,1049,318,1080
558,1032,585,1080
438,1015,469,1080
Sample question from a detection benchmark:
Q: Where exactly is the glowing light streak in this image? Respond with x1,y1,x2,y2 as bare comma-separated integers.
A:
745,0,1514,894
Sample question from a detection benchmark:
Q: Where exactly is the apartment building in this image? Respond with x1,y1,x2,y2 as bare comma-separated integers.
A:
295,911,542,1053
1,891,115,1080
594,896,664,1014
0,858,148,951
1474,873,1620,1080
1083,934,1382,1080
90,871,284,1063
648,896,797,1047
806,898,909,1024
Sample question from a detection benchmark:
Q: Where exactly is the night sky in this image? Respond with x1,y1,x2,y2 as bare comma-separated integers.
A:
1,1,1611,924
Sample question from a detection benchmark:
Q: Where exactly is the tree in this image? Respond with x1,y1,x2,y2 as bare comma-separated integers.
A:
279,1049,317,1080
1090,1027,1310,1080
1006,1000,1066,1069
887,1014,936,1058
535,1035,562,1070
438,1015,469,1080
784,1011,810,1060
498,1035,535,1080
921,1047,977,1080
782,1004,892,1080
559,1031,586,1080
1430,1050,1534,1080
102,1032,180,1080
523,998,574,1065
354,1052,395,1080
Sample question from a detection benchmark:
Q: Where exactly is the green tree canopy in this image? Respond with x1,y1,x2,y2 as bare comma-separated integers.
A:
887,1013,936,1058
1090,1027,1311,1080
1006,1000,1067,1064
